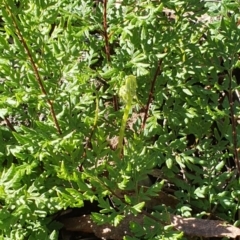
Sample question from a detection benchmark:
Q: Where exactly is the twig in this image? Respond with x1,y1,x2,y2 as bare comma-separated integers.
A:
141,58,163,130
228,68,240,175
102,0,118,111
4,117,16,132
103,0,111,62
5,4,62,135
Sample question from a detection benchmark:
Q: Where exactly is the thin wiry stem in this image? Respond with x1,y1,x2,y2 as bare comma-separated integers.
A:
4,117,16,132
228,68,240,175
102,0,118,110
142,58,163,130
5,4,62,135
103,0,111,62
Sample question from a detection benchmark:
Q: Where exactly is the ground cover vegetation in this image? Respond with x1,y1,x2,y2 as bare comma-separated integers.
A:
1,0,240,239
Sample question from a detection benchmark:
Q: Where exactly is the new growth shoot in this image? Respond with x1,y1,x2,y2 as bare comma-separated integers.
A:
117,75,137,158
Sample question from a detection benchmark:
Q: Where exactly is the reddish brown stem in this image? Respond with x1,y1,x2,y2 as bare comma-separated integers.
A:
141,59,163,130
228,70,240,175
102,0,118,111
6,5,62,135
4,117,16,132
103,0,111,62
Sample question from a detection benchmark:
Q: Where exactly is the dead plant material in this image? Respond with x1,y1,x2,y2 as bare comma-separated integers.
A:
61,214,240,239
171,215,240,238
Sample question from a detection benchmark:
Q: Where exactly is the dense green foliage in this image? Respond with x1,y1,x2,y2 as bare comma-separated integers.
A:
1,0,240,239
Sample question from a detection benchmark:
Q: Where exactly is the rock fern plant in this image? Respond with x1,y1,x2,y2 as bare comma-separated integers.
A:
0,0,240,239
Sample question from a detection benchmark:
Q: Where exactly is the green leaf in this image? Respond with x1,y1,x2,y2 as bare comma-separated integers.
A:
166,158,173,169
100,68,118,79
182,88,192,96
194,186,208,199
49,230,58,240
113,214,124,227
132,202,145,213
0,109,8,118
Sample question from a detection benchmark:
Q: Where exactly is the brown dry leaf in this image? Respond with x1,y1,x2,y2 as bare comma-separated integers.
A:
61,214,145,240
61,214,240,239
171,215,240,238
